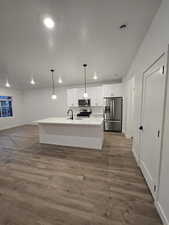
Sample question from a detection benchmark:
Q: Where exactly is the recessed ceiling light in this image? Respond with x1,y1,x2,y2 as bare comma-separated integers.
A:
5,80,11,88
43,17,55,29
93,72,98,80
58,77,63,84
30,78,36,85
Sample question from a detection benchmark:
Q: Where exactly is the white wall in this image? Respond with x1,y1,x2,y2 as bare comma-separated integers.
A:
0,82,123,128
23,88,105,124
23,87,67,124
0,87,24,130
123,77,136,138
23,83,124,124
124,0,169,223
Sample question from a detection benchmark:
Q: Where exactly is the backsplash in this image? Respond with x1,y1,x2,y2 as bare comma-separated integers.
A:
70,106,104,117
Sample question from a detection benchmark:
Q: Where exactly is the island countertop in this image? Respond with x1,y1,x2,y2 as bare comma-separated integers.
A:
37,117,104,126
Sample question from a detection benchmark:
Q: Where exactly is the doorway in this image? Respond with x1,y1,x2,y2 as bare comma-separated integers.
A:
140,54,167,198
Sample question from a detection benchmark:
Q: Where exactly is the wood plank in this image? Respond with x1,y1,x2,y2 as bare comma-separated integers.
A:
0,125,162,225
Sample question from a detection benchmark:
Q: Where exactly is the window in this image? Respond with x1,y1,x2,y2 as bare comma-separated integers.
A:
0,96,13,117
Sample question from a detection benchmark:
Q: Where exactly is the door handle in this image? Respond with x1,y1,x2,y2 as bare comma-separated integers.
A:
112,100,115,118
139,126,143,130
157,130,160,138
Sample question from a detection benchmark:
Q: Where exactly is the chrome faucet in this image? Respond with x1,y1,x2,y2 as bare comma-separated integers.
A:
67,109,73,120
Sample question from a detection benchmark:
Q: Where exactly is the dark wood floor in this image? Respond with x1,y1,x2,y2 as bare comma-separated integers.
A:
0,125,162,225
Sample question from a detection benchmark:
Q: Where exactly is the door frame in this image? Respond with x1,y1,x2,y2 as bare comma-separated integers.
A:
138,50,169,199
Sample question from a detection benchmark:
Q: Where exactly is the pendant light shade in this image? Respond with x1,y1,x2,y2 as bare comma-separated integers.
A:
83,64,88,99
50,69,57,100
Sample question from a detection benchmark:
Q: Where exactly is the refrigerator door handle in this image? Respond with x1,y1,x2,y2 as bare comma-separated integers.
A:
112,99,115,118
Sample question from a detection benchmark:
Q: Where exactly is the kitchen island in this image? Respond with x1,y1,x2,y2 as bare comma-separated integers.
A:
37,117,104,150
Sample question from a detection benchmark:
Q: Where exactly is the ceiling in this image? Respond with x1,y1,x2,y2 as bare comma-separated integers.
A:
0,0,161,89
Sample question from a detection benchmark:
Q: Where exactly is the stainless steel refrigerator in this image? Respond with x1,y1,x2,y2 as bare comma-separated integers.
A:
104,97,123,132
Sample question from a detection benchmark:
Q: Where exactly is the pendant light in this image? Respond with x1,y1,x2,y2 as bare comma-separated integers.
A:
93,72,98,80
5,79,11,88
50,69,57,100
58,77,63,84
30,77,36,85
83,64,88,98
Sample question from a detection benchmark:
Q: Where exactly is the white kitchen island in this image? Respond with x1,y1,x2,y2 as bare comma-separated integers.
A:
37,117,104,150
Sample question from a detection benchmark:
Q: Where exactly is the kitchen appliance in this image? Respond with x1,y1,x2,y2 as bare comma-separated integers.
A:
104,97,123,132
78,99,91,107
77,108,92,117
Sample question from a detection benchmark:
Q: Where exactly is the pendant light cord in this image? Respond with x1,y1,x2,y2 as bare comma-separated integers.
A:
84,67,86,93
51,69,55,94
83,64,87,93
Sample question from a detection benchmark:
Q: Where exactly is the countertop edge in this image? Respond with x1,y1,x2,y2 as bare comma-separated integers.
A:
37,121,103,126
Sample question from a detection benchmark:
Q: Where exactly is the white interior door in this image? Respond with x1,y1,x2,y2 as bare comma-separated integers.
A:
140,56,166,198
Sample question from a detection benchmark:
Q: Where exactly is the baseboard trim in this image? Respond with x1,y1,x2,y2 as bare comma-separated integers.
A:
155,201,169,225
25,121,38,125
131,146,168,225
0,123,25,131
132,148,139,166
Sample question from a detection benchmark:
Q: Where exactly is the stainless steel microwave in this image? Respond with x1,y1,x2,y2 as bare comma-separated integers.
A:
78,99,91,107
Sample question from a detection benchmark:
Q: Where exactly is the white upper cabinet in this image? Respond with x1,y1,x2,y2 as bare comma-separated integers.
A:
76,88,84,100
88,86,103,106
83,86,103,106
87,87,96,106
67,86,103,107
67,88,85,107
67,88,78,107
67,83,123,107
103,84,123,97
